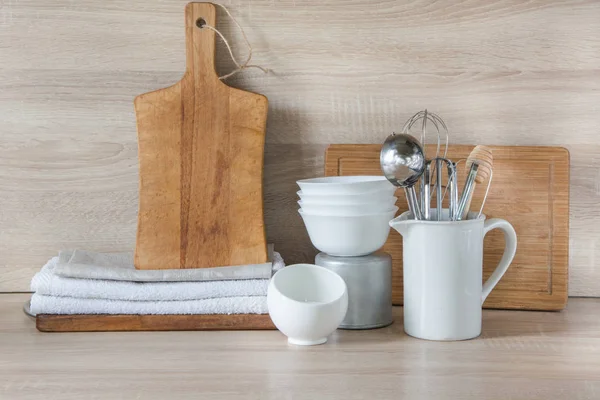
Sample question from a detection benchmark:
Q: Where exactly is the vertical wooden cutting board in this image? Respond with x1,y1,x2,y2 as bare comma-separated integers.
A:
325,145,569,311
134,3,268,270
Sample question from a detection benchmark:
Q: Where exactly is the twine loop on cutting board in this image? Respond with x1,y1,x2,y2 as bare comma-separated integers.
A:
196,4,269,80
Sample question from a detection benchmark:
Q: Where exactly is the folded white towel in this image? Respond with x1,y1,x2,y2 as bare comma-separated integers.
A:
30,294,267,315
54,247,280,282
31,257,271,301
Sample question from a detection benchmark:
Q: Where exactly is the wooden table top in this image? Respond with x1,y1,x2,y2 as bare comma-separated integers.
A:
2,294,600,399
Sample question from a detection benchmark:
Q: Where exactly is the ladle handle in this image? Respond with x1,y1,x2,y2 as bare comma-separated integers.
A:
420,161,431,221
405,186,421,220
447,162,458,220
436,158,443,221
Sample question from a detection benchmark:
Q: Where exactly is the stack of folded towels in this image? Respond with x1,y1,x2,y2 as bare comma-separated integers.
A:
30,247,284,316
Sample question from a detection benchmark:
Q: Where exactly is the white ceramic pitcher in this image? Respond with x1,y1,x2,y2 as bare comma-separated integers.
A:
390,209,517,341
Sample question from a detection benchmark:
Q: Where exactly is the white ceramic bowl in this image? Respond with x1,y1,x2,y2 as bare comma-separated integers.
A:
298,200,397,216
297,176,396,195
268,264,348,346
297,190,398,206
298,207,398,256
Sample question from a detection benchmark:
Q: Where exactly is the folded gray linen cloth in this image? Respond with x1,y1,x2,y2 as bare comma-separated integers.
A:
53,245,276,282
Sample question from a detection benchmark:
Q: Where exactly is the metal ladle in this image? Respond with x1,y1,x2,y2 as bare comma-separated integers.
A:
380,133,426,220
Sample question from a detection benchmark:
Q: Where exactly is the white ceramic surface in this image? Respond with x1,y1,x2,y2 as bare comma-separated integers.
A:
297,190,397,206
299,207,398,256
267,264,348,345
390,209,517,341
297,200,397,216
296,176,396,195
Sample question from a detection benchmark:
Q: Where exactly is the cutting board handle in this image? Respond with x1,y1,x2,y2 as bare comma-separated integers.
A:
185,3,220,83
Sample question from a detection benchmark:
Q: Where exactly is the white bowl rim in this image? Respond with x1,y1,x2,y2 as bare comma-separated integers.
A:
297,176,389,186
298,200,397,213
298,206,399,217
271,264,347,307
297,190,397,199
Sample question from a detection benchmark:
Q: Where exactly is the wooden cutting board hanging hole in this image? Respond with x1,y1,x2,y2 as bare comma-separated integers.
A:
134,2,269,270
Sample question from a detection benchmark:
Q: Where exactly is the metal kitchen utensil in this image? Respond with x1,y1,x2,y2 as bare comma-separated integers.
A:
422,157,459,221
400,110,451,221
401,110,449,160
420,161,432,220
382,111,464,221
456,165,494,220
447,161,458,220
456,163,479,219
457,146,494,220
380,133,426,220
315,252,393,330
436,158,444,220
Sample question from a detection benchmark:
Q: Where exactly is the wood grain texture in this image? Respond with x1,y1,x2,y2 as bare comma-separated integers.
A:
36,313,275,332
134,3,268,270
326,144,569,310
3,294,600,399
0,0,599,292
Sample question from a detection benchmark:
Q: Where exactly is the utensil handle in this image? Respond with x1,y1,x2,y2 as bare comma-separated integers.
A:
436,159,443,221
420,161,431,220
405,187,421,220
456,163,479,220
447,162,457,220
460,183,477,220
481,218,517,303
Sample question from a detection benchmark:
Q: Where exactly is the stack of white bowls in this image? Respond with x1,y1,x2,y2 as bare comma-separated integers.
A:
297,176,399,256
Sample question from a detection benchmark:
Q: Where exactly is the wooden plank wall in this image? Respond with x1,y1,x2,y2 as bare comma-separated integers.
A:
0,0,599,294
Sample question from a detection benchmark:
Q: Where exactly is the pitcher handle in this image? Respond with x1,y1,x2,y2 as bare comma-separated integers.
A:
481,218,518,304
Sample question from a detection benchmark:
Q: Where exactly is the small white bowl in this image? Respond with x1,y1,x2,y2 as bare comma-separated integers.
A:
297,190,398,206
268,264,348,346
298,200,397,216
297,176,396,195
298,207,398,256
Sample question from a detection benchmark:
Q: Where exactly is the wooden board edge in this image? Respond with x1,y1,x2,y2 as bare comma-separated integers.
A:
36,314,276,332
325,144,573,161
550,148,570,308
483,292,568,311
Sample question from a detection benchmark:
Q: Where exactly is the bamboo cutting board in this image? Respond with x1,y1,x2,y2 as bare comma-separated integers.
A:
325,145,569,311
134,3,268,270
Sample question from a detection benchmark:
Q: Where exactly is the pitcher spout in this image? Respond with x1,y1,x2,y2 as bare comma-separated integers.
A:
389,211,416,236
